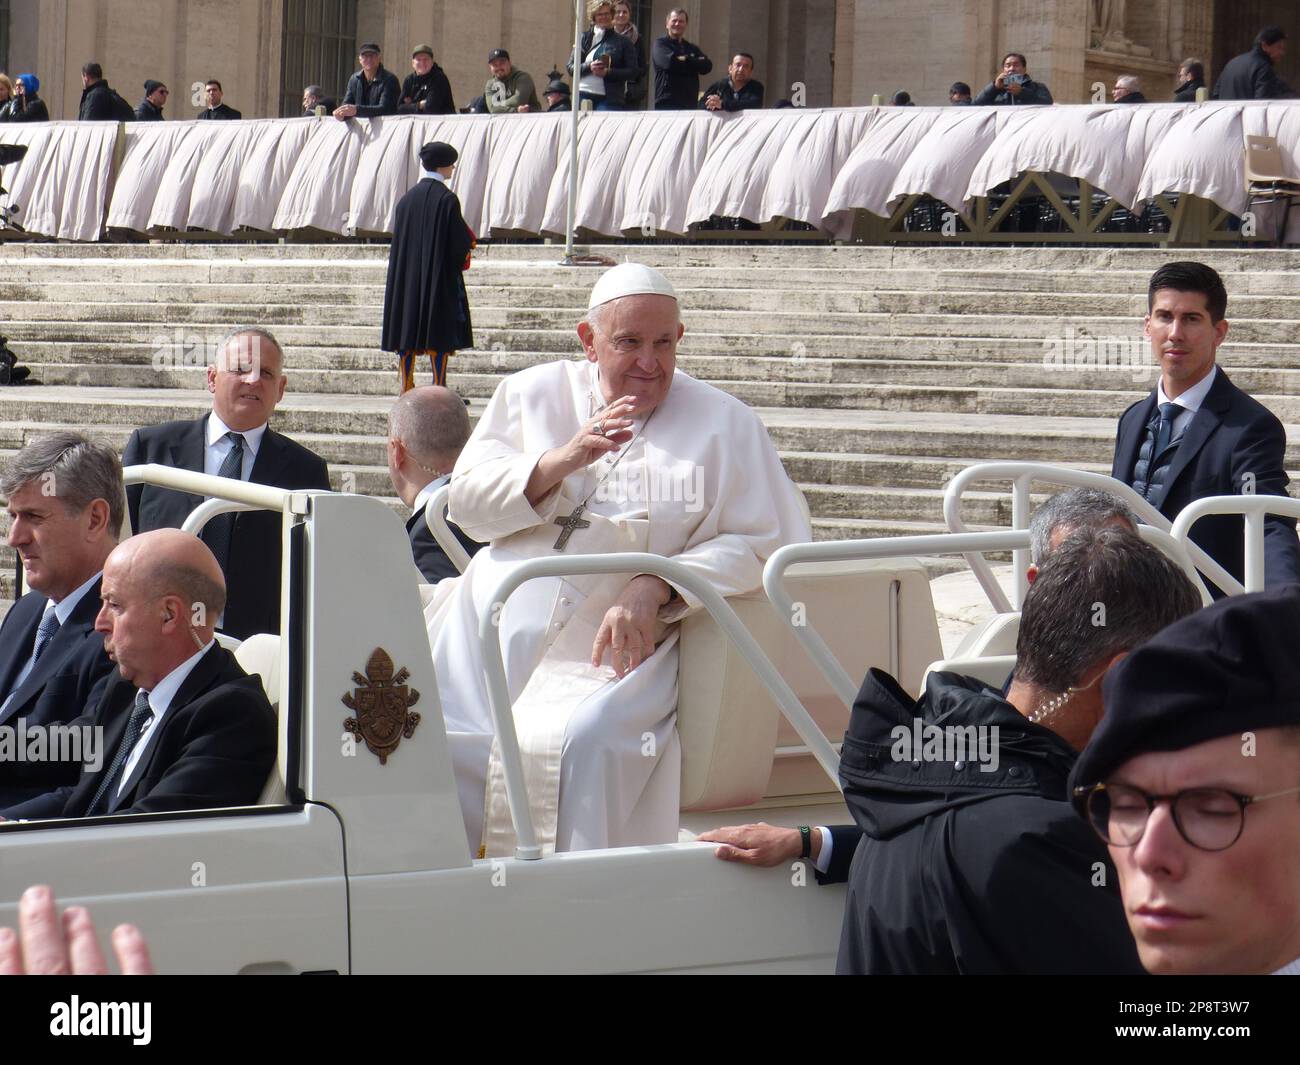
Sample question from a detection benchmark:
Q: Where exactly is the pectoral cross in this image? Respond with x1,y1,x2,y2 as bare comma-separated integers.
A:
553,505,591,551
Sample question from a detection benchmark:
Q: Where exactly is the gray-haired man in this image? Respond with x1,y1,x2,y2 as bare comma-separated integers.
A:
0,433,122,806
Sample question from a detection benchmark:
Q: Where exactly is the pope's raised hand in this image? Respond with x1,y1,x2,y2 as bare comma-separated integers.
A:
525,396,639,507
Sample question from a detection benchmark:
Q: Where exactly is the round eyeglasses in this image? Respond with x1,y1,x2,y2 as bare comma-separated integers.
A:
1075,781,1300,852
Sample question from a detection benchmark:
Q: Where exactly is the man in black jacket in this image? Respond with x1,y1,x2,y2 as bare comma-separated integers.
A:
382,142,474,393
400,44,456,115
701,486,1141,884
122,328,330,639
196,80,241,120
1214,26,1296,100
701,54,764,112
1111,261,1300,593
1173,58,1206,102
973,51,1053,106
0,434,121,807
334,42,400,119
134,80,167,121
836,527,1199,974
0,530,276,821
388,386,481,583
653,8,712,109
77,63,132,121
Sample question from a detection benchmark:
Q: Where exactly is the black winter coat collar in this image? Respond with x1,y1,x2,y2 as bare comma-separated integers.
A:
839,668,1078,840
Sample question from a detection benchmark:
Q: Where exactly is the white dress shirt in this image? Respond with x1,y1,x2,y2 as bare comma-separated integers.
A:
1156,364,1218,443
412,474,449,517
117,640,215,798
204,413,267,483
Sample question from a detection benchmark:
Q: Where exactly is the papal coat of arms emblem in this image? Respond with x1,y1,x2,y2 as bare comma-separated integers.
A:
342,648,421,764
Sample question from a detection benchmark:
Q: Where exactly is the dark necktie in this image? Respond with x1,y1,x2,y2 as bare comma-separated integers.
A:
1152,401,1179,458
201,432,246,569
0,609,60,715
87,690,154,816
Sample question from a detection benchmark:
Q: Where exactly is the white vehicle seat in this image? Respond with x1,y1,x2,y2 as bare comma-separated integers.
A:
947,611,1020,661
677,558,943,810
233,633,286,805
922,654,1017,692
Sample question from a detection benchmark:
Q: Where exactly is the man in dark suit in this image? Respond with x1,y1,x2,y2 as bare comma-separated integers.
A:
1,530,275,821
0,433,122,807
1111,261,1300,594
122,328,331,639
388,385,482,583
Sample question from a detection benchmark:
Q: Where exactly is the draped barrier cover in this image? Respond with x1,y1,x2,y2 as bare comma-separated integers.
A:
0,103,1296,243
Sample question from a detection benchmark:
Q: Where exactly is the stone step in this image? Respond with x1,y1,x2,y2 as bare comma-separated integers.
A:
14,336,1300,385
3,242,1300,273
5,287,1300,320
6,310,1299,346
0,357,1184,399
0,371,1228,420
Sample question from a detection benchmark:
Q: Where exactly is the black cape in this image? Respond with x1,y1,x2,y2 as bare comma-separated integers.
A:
836,668,1143,975
382,178,474,354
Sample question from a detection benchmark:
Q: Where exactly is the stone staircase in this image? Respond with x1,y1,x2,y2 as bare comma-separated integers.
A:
1,242,1298,603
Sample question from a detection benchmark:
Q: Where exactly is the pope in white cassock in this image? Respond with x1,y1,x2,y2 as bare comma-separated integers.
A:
426,262,810,856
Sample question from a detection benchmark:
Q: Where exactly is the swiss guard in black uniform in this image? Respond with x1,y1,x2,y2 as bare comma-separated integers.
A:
382,141,475,394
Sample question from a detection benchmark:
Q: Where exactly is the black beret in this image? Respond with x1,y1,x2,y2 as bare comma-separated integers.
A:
1070,584,1300,811
419,141,458,170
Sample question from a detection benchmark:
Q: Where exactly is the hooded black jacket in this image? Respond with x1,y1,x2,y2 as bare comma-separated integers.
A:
836,668,1143,975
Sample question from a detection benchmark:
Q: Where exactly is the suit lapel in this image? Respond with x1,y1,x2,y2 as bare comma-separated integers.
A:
248,429,289,488
164,416,208,513
108,644,226,812
1161,369,1234,505
0,594,45,706
1115,393,1157,484
0,580,102,727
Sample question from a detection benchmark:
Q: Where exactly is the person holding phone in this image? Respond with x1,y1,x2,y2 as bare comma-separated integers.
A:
973,52,1053,106
567,0,638,112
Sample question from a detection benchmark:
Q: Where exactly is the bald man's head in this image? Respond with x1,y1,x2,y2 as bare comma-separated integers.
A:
387,386,472,506
96,530,226,689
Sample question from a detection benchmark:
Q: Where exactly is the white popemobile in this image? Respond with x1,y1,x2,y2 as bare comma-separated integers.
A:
0,460,1281,973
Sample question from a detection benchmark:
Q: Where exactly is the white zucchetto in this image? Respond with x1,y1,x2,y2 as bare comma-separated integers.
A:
587,262,678,310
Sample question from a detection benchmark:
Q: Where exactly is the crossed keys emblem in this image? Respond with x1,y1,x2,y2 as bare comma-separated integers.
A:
342,648,421,765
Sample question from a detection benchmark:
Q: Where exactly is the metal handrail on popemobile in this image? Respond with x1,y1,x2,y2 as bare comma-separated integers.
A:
424,482,473,574
763,527,1206,713
478,553,844,861
942,461,1237,611
121,464,310,538
1170,494,1300,594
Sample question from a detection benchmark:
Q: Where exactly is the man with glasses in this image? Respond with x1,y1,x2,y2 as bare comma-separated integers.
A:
1072,585,1300,975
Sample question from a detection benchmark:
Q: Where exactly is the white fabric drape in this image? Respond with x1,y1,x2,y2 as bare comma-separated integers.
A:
2,104,1296,242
